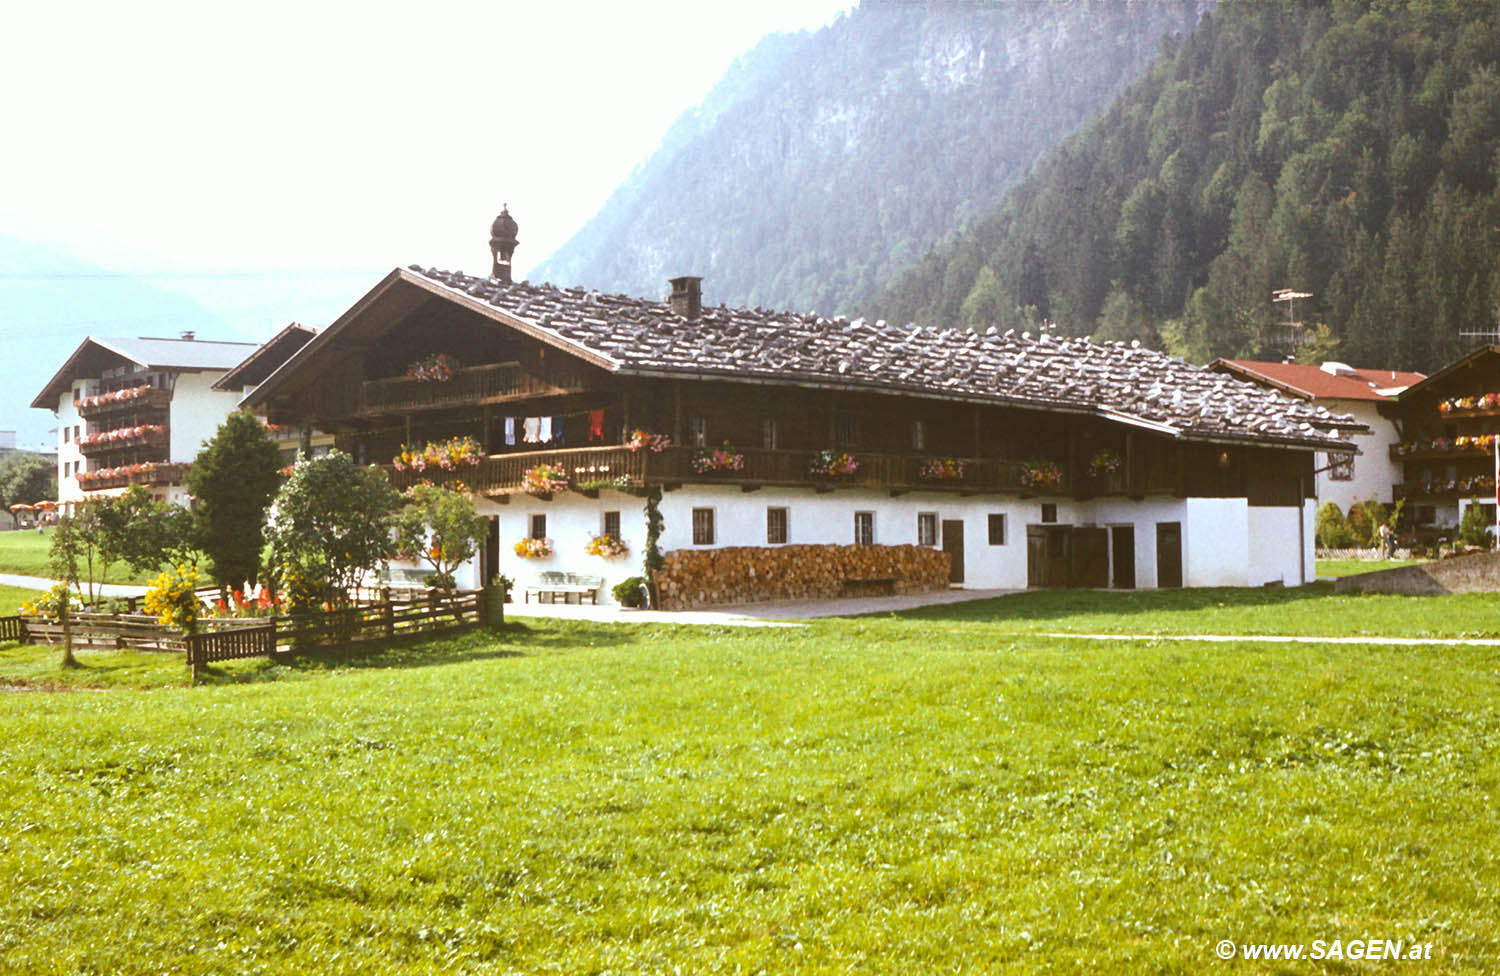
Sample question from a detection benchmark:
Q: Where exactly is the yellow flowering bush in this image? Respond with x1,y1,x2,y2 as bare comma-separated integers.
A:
144,564,204,633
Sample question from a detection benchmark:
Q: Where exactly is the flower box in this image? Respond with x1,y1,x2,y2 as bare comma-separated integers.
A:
514,537,553,559
920,457,965,481
522,463,570,495
808,450,858,477
692,448,745,473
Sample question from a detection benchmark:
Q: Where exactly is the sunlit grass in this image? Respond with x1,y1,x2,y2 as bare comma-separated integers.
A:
1317,557,1427,578
2,612,1498,973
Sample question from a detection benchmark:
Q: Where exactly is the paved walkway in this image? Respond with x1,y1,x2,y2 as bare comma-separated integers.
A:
508,587,1017,626
1037,631,1500,647
0,573,148,597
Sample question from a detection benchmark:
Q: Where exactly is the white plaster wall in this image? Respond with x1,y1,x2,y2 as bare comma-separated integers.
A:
1246,504,1311,587
55,388,84,505
168,371,244,462
1183,497,1250,587
1317,399,1401,509
448,485,1321,603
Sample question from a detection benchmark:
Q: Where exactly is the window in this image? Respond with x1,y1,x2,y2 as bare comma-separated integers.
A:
1327,452,1354,481
74,425,80,442
1041,503,1057,524
836,415,859,446
687,415,708,447
602,510,621,539
767,507,788,545
692,508,715,545
529,514,547,540
988,513,1007,546
911,419,926,451
761,417,778,450
854,511,874,545
917,512,937,546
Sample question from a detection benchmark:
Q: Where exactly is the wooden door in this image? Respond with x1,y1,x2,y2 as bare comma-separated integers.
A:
942,519,965,584
1156,521,1182,588
1070,527,1109,588
1110,525,1136,589
1046,527,1071,587
1027,525,1047,587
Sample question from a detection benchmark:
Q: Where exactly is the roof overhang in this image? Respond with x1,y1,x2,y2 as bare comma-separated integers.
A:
30,337,150,410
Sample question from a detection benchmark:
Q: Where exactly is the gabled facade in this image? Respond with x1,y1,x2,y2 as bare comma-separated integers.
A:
1210,359,1422,510
244,250,1362,606
1386,345,1500,533
32,326,325,512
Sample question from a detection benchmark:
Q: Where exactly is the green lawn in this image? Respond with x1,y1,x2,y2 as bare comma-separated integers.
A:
1317,557,1428,578
2,602,1498,972
0,528,160,585
899,582,1500,638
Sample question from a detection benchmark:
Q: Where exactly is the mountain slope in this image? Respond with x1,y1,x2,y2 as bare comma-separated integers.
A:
872,0,1500,373
531,0,1212,314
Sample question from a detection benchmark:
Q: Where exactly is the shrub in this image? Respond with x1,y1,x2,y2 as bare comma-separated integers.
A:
1458,499,1495,550
1315,501,1355,549
613,576,649,608
1346,499,1387,547
144,564,204,634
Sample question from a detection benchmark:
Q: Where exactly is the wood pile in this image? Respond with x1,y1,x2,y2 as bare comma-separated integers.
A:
656,544,950,610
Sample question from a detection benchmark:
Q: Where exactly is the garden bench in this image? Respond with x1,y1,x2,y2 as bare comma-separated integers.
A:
525,572,603,604
840,576,899,598
376,566,435,598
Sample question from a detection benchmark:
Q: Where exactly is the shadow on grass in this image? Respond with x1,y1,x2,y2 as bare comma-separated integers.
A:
886,581,1341,626
192,619,644,686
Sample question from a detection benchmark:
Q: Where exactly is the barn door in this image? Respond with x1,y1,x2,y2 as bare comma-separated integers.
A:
1070,527,1109,588
941,519,965,584
1156,521,1182,588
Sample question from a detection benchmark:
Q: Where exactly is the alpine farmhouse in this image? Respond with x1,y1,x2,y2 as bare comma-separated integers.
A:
239,214,1362,608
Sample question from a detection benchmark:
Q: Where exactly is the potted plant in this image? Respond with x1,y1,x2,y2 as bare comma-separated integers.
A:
585,534,630,558
522,462,570,495
513,537,553,559
626,429,672,453
406,353,459,382
1019,460,1063,493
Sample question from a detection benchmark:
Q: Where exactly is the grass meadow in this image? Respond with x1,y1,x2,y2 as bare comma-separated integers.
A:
0,528,161,586
2,589,1499,972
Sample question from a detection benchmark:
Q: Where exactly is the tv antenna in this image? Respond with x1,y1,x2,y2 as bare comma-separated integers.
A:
1270,288,1312,352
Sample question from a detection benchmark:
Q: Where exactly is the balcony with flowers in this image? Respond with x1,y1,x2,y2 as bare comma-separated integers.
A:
77,424,168,457
76,461,189,491
1438,393,1500,417
1390,434,1499,461
76,384,172,419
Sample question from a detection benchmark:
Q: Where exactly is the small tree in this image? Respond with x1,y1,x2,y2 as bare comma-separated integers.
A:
106,486,199,576
393,484,488,590
0,452,54,528
266,450,401,606
188,410,283,594
1315,501,1354,550
20,582,83,668
49,498,122,603
1458,498,1495,550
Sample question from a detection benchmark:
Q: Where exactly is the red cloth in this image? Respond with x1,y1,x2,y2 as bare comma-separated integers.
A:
588,408,604,441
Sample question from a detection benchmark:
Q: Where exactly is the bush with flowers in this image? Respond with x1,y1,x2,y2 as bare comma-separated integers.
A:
392,436,484,472
522,463,570,494
406,353,459,382
19,581,83,620
514,536,553,559
808,450,859,477
212,586,282,618
692,446,745,473
144,564,205,633
585,534,630,558
920,457,965,481
626,429,672,453
1020,460,1064,492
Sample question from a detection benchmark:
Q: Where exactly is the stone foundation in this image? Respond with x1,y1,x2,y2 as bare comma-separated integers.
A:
656,544,951,610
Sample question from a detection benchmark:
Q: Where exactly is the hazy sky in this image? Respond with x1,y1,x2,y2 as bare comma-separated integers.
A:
2,0,852,280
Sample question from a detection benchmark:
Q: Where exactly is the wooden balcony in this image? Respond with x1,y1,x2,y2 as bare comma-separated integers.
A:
359,362,591,416
78,425,169,458
76,386,171,419
383,445,1077,497
77,462,189,491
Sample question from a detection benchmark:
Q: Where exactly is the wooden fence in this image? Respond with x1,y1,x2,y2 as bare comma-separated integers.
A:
0,589,493,680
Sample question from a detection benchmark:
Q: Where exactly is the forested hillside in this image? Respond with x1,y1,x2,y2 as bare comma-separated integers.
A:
532,0,1210,314
874,0,1500,373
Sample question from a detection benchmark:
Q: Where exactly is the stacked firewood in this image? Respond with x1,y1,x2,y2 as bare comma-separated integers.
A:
656,544,950,610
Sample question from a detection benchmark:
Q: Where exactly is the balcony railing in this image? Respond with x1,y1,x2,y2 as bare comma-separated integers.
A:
383,445,1073,497
76,386,172,419
78,425,168,457
360,362,591,415
77,462,189,491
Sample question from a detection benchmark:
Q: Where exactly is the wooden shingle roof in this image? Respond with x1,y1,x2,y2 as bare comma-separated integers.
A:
410,266,1361,450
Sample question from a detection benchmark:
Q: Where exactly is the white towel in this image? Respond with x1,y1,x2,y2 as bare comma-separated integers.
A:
504,417,516,446
539,416,552,442
522,417,541,443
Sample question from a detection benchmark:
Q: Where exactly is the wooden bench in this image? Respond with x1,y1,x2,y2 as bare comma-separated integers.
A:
841,576,899,598
525,572,604,604
376,567,435,598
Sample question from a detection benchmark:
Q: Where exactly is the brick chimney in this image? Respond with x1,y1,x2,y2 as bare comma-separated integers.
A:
669,276,703,319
